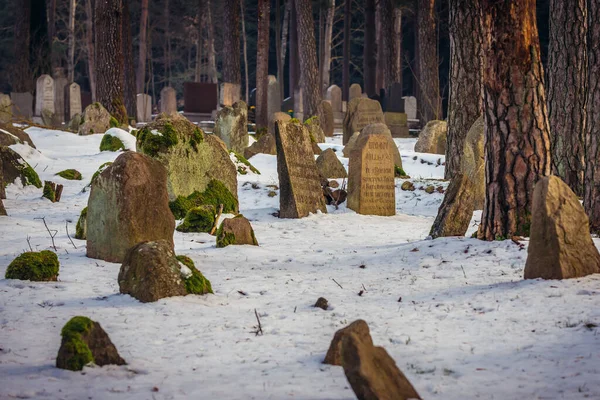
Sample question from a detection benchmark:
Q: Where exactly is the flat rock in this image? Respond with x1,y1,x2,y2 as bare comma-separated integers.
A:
414,120,447,154
316,148,347,179
324,319,372,366
244,133,277,159
216,216,259,247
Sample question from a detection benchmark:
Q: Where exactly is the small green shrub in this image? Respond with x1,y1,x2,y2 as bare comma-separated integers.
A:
99,134,125,152
176,255,213,295
56,169,82,180
5,250,59,281
176,205,216,233
58,316,94,371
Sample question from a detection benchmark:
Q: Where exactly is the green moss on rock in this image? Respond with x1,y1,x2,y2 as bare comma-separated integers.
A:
56,169,82,180
21,164,42,188
169,196,193,220
394,165,408,178
59,316,94,371
215,222,236,248
75,207,87,240
99,134,125,152
5,250,59,281
189,128,204,151
176,205,216,233
136,122,179,157
176,255,213,295
232,152,260,175
109,116,119,128
43,181,57,202
187,179,238,214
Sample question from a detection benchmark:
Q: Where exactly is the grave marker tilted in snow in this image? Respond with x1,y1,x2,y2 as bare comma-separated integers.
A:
275,120,327,218
347,130,395,216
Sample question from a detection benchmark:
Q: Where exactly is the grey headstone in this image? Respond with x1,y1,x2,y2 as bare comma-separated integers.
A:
136,94,152,123
349,84,362,102
35,75,55,117
11,92,33,119
326,85,343,121
54,77,68,123
267,75,281,121
160,87,177,115
65,82,82,120
402,96,417,120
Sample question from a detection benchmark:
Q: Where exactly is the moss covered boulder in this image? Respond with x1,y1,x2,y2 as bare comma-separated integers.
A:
216,215,258,248
415,120,447,155
99,134,125,152
316,148,347,179
0,123,36,148
78,102,112,135
231,152,260,175
75,207,87,240
136,113,238,202
118,240,212,302
86,152,175,263
169,179,239,220
56,316,126,371
0,146,41,188
213,100,249,153
304,116,326,143
176,205,216,233
5,250,59,281
56,169,82,180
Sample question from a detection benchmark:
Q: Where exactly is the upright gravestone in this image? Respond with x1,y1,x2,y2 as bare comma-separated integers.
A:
64,83,82,120
343,98,385,144
267,75,281,121
293,88,304,122
213,100,248,153
275,120,327,218
403,96,417,120
220,83,241,107
160,87,177,115
385,112,409,138
349,84,362,102
11,92,33,119
347,128,396,216
326,85,343,121
0,94,12,123
136,94,152,123
321,100,334,137
35,75,55,117
387,83,404,113
53,71,68,123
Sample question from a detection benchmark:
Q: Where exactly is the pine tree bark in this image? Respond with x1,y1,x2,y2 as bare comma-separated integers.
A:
223,0,241,84
122,0,136,119
364,0,377,97
320,0,335,96
67,0,76,82
95,0,127,124
13,0,32,92
85,0,96,100
547,0,587,196
281,0,291,95
444,0,483,180
289,0,300,100
205,1,217,83
295,0,322,119
417,0,442,124
256,0,270,128
137,0,149,93
342,0,351,101
380,0,402,90
584,0,600,233
478,0,552,241
241,0,250,101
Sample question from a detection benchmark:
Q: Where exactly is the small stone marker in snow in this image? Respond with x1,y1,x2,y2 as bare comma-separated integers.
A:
349,83,362,102
403,96,417,120
343,98,385,145
275,120,327,218
11,92,33,119
35,74,55,117
64,82,82,120
219,82,241,107
347,129,395,216
79,102,111,135
160,86,177,115
524,175,600,280
415,120,447,154
326,84,343,121
136,93,152,123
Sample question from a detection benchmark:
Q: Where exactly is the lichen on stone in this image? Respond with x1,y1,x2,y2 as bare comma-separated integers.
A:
5,250,59,281
176,255,213,295
169,196,193,220
187,179,239,214
176,205,216,233
43,181,57,202
109,116,119,128
75,207,87,240
56,169,82,180
99,134,125,152
136,121,179,157
394,165,409,178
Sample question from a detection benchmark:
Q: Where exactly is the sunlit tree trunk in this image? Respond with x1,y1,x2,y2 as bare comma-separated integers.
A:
85,0,96,100
256,0,270,127
223,0,241,84
295,0,322,119
417,0,442,123
364,0,377,96
342,0,350,101
136,0,148,93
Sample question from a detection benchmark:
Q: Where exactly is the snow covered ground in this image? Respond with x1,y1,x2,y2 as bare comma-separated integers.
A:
1,127,599,400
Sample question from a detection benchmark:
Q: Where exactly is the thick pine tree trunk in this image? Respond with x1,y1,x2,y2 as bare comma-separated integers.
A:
289,0,300,102
256,0,270,128
342,0,351,101
95,0,127,124
122,0,136,119
241,0,250,101
281,0,291,99
478,0,552,241
136,0,149,93
223,0,241,84
13,0,32,93
364,0,377,97
444,0,483,180
295,0,322,119
584,0,600,232
85,0,96,100
320,0,334,96
380,0,401,90
548,0,587,196
417,0,442,124
67,0,76,82
205,1,217,83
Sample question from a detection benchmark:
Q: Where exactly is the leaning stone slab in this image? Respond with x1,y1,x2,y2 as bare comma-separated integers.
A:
324,319,372,366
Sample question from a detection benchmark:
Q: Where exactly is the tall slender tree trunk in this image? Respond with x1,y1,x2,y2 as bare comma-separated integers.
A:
95,0,127,124
320,0,334,96
256,0,270,128
342,0,351,101
223,0,241,84
164,0,171,86
137,0,149,93
67,0,76,82
295,0,322,119
478,0,552,241
48,0,58,70
392,7,402,87
122,0,136,119
548,0,588,196
85,0,96,100
30,0,52,77
417,0,442,124
380,0,401,90
364,0,377,96
276,0,283,100
289,0,300,101
240,0,249,102
281,0,291,98
444,0,483,179
13,0,32,92
205,1,217,83
375,3,384,92
195,1,204,82
584,0,600,232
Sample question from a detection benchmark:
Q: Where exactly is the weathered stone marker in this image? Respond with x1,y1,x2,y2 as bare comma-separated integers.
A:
0,94,11,123
54,72,68,124
326,84,343,121
136,93,152,123
64,82,82,120
35,75,55,117
267,75,281,121
213,100,248,153
343,98,385,145
275,120,327,218
160,86,177,115
348,131,395,216
349,83,362,102
219,82,241,107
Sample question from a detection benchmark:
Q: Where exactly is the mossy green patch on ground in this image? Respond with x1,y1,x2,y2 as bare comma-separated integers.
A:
137,122,179,157
169,196,193,219
187,179,238,214
394,165,409,178
109,116,119,128
189,128,204,151
43,181,57,202
5,250,59,281
56,169,82,180
59,316,94,371
232,152,260,175
21,164,42,188
75,207,87,240
176,205,216,233
176,255,213,295
99,134,125,152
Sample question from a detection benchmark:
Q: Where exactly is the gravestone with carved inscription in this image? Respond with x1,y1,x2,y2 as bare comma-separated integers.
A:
343,98,385,144
347,131,396,216
35,75,55,117
275,120,327,218
326,85,343,121
64,82,82,120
